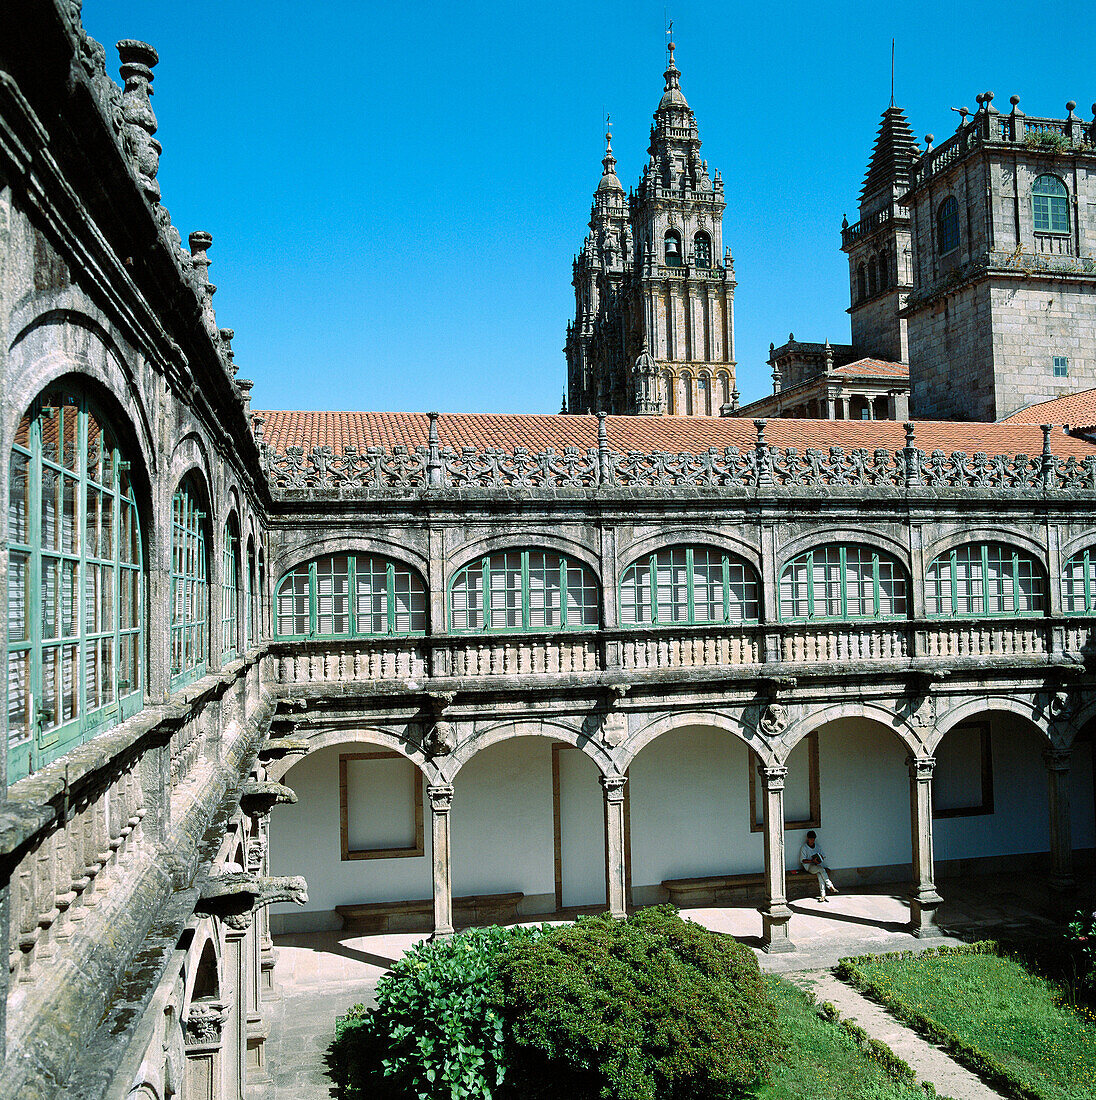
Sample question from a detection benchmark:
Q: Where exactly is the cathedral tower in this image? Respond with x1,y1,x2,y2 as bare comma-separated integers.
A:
565,41,737,415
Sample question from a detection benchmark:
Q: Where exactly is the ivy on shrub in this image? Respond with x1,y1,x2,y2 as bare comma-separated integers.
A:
494,906,781,1100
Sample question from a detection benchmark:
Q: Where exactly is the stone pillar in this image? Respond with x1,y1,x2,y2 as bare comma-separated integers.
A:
907,756,943,937
601,774,628,919
758,765,794,952
841,395,851,419
223,928,246,1100
428,785,455,937
1044,748,1074,893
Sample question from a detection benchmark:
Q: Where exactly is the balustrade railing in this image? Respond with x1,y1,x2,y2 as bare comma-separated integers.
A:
780,622,908,663
273,639,428,684
920,620,1048,659
620,628,760,670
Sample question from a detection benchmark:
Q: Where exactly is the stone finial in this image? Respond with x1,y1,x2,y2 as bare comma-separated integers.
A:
1010,95,1020,109
220,328,237,374
116,40,161,201
975,94,984,108
236,379,253,416
841,214,849,230
984,90,996,112
904,421,916,448
788,332,794,342
1067,100,1078,118
924,133,934,150
189,231,213,281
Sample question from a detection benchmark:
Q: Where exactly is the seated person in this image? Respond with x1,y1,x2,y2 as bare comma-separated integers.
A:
799,830,838,901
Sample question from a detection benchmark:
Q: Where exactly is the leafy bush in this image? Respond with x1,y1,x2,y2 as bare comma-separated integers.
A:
495,906,781,1100
1067,909,1096,997
1024,131,1072,153
330,923,542,1099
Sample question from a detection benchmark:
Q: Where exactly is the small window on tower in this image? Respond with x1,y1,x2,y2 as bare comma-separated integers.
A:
664,230,683,267
1033,175,1070,235
693,231,711,268
856,263,866,301
937,196,960,255
1054,356,1069,377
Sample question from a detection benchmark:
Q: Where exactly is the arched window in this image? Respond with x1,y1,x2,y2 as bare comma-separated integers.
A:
245,537,257,650
693,231,711,268
698,372,712,415
620,545,759,625
877,252,888,288
868,256,878,296
275,553,426,638
221,518,240,660
1061,548,1096,614
856,263,866,301
1033,174,1069,234
7,390,143,781
937,195,960,254
779,544,907,621
664,229,682,267
681,372,694,416
925,542,1044,617
449,550,599,632
170,474,208,689
717,371,730,408
662,371,675,414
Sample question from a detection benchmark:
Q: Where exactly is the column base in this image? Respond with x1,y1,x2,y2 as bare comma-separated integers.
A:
908,889,944,938
429,925,455,940
760,905,795,953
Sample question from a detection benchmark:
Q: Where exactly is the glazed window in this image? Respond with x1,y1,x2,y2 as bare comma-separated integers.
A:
925,542,1044,617
620,546,759,626
1033,174,1069,234
936,195,960,255
221,518,240,659
449,550,599,632
779,544,907,621
693,231,711,268
7,391,143,781
170,475,208,689
275,553,427,638
1053,355,1069,377
1061,548,1096,614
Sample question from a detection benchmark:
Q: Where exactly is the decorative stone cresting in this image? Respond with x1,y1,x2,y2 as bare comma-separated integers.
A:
196,873,308,931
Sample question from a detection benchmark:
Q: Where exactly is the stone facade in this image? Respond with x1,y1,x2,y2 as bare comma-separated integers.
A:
905,95,1096,421
564,43,737,417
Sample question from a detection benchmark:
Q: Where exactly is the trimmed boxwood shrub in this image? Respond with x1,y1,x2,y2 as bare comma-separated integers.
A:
495,906,781,1099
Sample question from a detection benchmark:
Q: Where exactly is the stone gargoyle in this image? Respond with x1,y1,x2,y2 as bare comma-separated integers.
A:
257,737,310,764
196,871,307,931
239,781,297,817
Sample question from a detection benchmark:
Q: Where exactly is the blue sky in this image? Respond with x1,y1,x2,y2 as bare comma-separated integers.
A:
83,1,1094,413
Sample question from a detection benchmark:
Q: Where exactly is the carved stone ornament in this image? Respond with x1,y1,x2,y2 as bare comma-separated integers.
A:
196,872,307,931
425,692,456,756
239,781,297,818
184,1002,226,1047
245,831,268,874
428,785,454,813
911,694,936,729
757,764,788,790
1048,690,1076,722
600,774,627,802
906,756,936,781
758,703,789,738
601,710,628,747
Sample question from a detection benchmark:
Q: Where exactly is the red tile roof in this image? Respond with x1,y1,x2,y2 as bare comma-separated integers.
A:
254,410,1096,459
832,358,909,380
1001,388,1096,429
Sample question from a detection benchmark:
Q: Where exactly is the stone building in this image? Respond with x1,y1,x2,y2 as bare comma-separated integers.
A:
904,94,1096,422
4,5,1096,1100
564,43,738,417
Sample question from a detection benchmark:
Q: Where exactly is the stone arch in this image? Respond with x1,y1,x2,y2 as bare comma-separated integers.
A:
778,700,922,760
1055,530,1096,567
182,929,221,1012
270,533,429,582
269,725,441,785
444,718,613,783
776,526,912,576
921,526,1047,568
166,434,217,523
445,532,601,582
928,695,1052,754
617,526,762,576
615,709,772,773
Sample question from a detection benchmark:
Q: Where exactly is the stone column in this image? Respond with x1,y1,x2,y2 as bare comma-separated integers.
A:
428,785,455,937
907,756,943,937
601,774,628,919
758,765,794,952
223,928,246,1100
1044,748,1074,893
841,395,851,419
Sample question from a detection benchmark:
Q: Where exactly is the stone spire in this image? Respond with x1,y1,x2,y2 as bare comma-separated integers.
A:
597,121,623,193
859,104,920,206
645,38,704,193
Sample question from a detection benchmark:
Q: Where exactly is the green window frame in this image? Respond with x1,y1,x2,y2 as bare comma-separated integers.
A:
1033,174,1069,235
1061,548,1096,614
779,544,907,622
7,390,143,782
170,475,208,689
619,545,759,626
275,553,427,639
222,520,239,660
937,195,960,255
449,549,599,633
244,540,256,651
925,542,1044,617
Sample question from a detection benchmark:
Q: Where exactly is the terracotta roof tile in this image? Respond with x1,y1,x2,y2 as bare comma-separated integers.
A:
254,410,1096,460
832,358,909,380
1001,388,1096,429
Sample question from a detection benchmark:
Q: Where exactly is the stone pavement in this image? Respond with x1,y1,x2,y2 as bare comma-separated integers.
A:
262,875,1068,1098
792,971,1004,1100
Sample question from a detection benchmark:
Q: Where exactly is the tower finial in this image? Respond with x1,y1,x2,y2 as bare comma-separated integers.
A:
890,38,895,107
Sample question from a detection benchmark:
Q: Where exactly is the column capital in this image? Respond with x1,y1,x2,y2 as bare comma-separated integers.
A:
906,755,935,781
1043,747,1073,773
427,784,454,811
600,773,627,802
757,763,788,790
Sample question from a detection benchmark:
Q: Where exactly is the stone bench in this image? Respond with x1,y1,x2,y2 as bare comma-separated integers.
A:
661,870,812,907
335,891,524,934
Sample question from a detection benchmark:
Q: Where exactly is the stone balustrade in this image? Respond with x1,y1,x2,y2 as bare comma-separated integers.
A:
920,620,1048,659
620,627,759,670
780,622,908,663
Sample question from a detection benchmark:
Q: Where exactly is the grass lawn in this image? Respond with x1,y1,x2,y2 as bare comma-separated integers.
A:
849,950,1096,1100
756,978,925,1100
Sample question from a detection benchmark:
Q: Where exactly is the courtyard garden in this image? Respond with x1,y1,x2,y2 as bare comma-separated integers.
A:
328,907,932,1100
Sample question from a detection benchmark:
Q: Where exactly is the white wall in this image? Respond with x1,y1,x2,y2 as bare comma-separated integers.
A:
557,746,606,907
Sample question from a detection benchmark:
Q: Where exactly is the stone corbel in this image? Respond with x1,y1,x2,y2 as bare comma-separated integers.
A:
424,691,457,757
756,677,795,739
239,781,297,818
256,736,310,764
584,684,630,747
905,669,946,732
184,1001,227,1047
196,872,307,931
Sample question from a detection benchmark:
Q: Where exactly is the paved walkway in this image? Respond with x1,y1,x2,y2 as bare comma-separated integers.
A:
262,874,1075,1098
792,970,1004,1100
